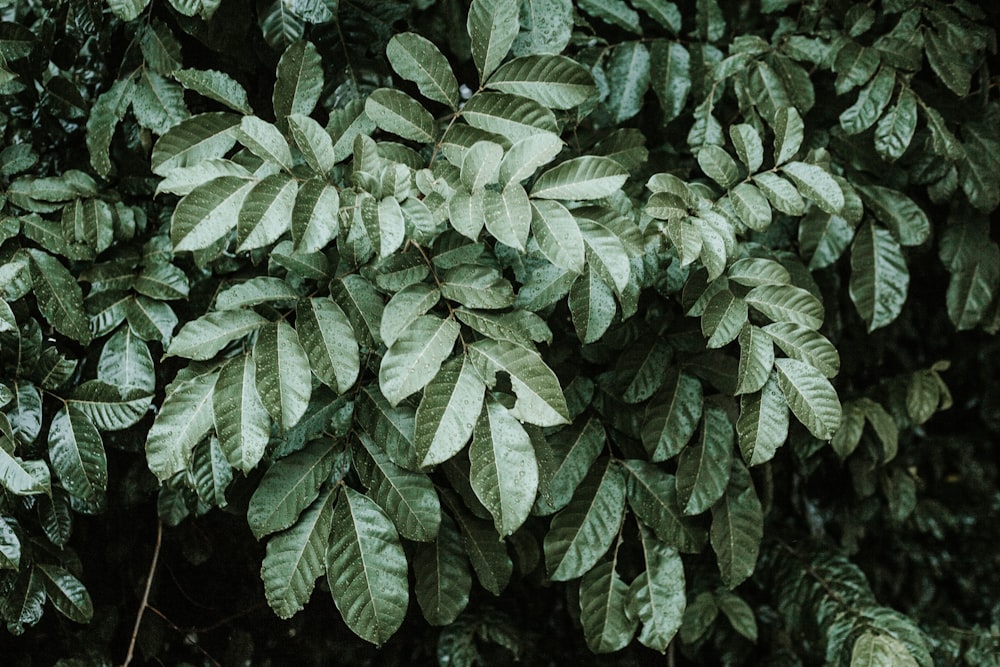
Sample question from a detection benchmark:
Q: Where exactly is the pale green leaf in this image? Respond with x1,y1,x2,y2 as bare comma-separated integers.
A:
441,264,515,310
261,487,335,619
531,200,585,273
155,159,252,197
289,114,335,175
191,436,232,507
167,309,267,360
356,433,440,541
579,217,631,294
781,161,844,214
849,222,909,332
737,373,789,466
331,274,384,347
254,321,311,430
735,325,774,395
292,179,339,253
151,112,240,176
840,66,895,135
460,141,503,191
512,0,573,56
710,466,763,588
0,446,50,496
327,487,409,645
728,257,790,288
357,387,419,471
701,288,748,349
697,145,739,189
535,415,606,516
365,88,436,144
215,277,297,310
753,172,805,216
856,184,930,247
131,70,189,134
380,283,440,349
745,283,824,330
544,459,626,581
874,87,917,162
107,0,149,21
468,0,520,81
676,405,733,515
730,123,763,173
569,265,617,345
850,631,920,667
145,370,218,481
387,32,459,108
641,368,703,462
67,380,151,431
763,322,840,378
461,92,558,143
603,42,651,123
134,262,189,300
379,315,459,406
499,133,564,186
650,40,690,123
98,326,155,393
730,183,772,231
483,184,531,250
627,526,685,651
774,357,841,439
273,40,323,120
170,175,254,252
296,298,360,394
213,354,270,474
771,107,804,166
48,407,106,502
414,356,485,467
579,0,640,33
413,513,471,625
238,116,294,172
173,68,252,114
467,338,570,427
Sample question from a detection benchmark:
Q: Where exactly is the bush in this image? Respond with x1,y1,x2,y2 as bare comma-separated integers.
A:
1,0,998,664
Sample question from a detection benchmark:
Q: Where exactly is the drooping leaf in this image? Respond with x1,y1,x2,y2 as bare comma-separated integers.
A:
327,487,409,645
296,298,360,394
170,176,254,252
288,114,335,175
737,373,789,466
545,459,626,581
856,185,930,247
36,564,93,624
414,356,486,468
849,222,910,332
603,42,651,123
641,368,703,462
273,40,323,120
238,116,294,172
167,309,267,360
569,265,616,345
261,487,336,619
68,381,152,432
413,513,471,626
191,436,233,507
379,315,460,406
874,87,917,162
839,66,895,135
387,32,459,109
468,338,570,427
445,494,512,595
579,560,637,653
676,405,733,516
213,354,270,474
253,321,312,430
622,459,706,553
365,88,436,144
627,526,686,651
771,107,804,166
745,284,824,330
650,40,691,123
535,415,606,516
773,357,841,440
27,250,91,344
145,370,218,481
781,161,844,214
173,68,252,114
47,407,106,503
710,464,763,588
763,322,840,378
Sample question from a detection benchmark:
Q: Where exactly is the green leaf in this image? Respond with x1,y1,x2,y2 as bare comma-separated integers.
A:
579,0,640,33
512,0,573,56
676,405,733,515
715,590,757,641
145,370,218,481
296,298,360,394
728,258,791,288
483,185,531,251
633,0,680,31
500,133,564,186
461,140,503,190
924,29,970,97
134,262,190,301
737,373,789,466
545,459,626,581
730,124,763,173
839,66,895,135
729,183,773,231
356,433,441,541
170,176,254,252
771,107,804,166
380,284,440,349
237,173,298,252
415,356,485,468
0,444,50,496
214,277,297,310
745,284,824,330
327,487,409,645
68,379,151,431
151,112,240,176
173,68,252,114
461,92,559,143
441,264,514,310
856,185,930,247
697,145,740,189
213,354,270,474
0,516,21,568
530,200,585,273
247,438,340,540
701,288,748,349
47,407,106,503
570,265,617,345
711,465,763,588
290,179,339,254
288,114,335,175
945,240,999,331
273,40,323,120
627,526,686,651
579,218,631,295
468,0,520,81
61,198,114,254
387,32,459,109
650,40,691,123
753,172,805,216
850,631,920,667
131,70,189,134
535,415,606,516
623,460,706,553
167,309,266,360
413,513,471,625
468,338,570,427
365,88,436,144
603,42,651,123
126,295,178,345
331,274,384,347
446,496,512,595
27,249,91,345
37,564,92,624
763,322,839,378
238,116,294,172
357,387,419,471
379,315,459,406
254,321,312,430
469,397,538,536
191,436,233,507
874,87,917,162
780,161,844,214
774,357,841,439
579,560,637,653
107,0,149,21
849,222,909,332
261,487,335,619
641,368,703,462
735,325,774,395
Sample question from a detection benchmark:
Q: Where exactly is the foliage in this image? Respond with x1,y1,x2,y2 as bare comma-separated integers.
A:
0,0,999,664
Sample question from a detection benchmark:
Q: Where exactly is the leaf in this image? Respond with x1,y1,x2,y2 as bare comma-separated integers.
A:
288,114,335,175
173,68,252,114
145,370,218,481
131,70,189,134
730,124,763,173
238,116,293,171
773,357,841,439
357,387,419,471
535,415,606,516
711,468,763,588
849,222,910,332
107,0,149,21
236,173,298,252
697,145,739,189
483,185,531,251
446,495,512,595
331,274,384,347
213,354,270,474
771,107,804,166
780,161,844,214
545,459,626,581
856,185,930,247
468,0,520,81
261,487,335,619
512,0,573,56
839,66,895,135
126,295,178,345
356,433,440,541
273,40,323,120
500,133,564,186
0,445,50,496
151,112,240,176
413,513,471,625
603,42,651,123
570,265,617,345
729,183,773,231
579,0,640,33
924,29,970,97
650,40,691,123
387,32,459,109
754,172,805,216
414,356,486,467
623,461,706,555
295,298,359,394
292,179,339,253
167,309,266,360
461,92,559,142
850,631,920,667
170,176,254,252
27,249,91,344
47,405,106,503
248,438,340,540
701,288,748,349
737,373,789,466
874,88,917,162
627,527,686,651
365,88,436,144
579,560,637,653
641,368,703,462
715,590,757,641
745,284,824,330
37,564,92,624
191,436,232,507
530,200,585,273
254,321,312,430
676,405,733,516
735,325,774,395
327,487,409,645
468,338,570,427
379,315,459,406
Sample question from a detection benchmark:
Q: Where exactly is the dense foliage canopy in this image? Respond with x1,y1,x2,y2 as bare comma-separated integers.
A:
0,0,998,664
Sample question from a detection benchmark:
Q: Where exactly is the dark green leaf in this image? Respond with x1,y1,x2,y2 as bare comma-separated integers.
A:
676,405,733,515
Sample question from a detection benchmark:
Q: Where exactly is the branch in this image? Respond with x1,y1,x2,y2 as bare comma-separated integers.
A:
122,519,163,667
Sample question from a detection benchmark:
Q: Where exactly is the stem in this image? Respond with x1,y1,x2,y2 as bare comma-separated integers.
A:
122,520,163,667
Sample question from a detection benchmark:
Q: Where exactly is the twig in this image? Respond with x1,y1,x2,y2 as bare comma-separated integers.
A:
122,519,163,667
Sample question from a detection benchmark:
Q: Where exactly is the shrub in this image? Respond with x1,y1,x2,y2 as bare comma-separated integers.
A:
0,0,998,664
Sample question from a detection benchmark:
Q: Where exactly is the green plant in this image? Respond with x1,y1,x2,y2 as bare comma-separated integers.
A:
1,0,998,664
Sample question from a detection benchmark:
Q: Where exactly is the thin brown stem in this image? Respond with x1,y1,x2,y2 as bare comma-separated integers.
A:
122,519,163,667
